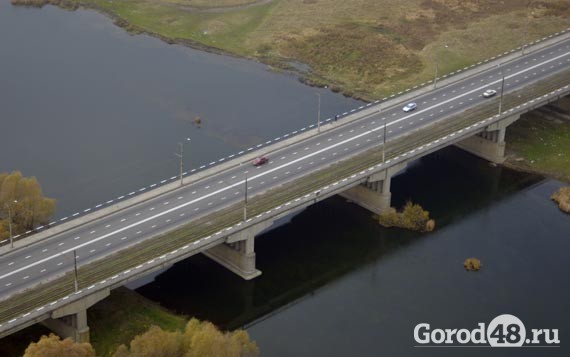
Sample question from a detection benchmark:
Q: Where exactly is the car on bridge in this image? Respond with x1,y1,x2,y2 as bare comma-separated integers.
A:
252,156,268,166
402,102,417,112
483,89,497,98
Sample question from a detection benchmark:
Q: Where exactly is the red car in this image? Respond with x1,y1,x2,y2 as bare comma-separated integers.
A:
252,156,268,166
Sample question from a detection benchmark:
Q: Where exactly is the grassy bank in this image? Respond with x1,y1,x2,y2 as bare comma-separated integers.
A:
0,287,187,357
88,287,187,356
11,0,570,100
505,111,570,183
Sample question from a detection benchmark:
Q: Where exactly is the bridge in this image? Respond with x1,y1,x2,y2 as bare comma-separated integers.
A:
1,30,570,343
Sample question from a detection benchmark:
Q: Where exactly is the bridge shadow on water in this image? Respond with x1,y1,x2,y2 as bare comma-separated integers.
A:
0,147,545,356
135,146,544,330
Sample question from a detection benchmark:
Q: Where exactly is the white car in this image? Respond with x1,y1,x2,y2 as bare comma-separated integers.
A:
483,89,497,98
402,102,417,112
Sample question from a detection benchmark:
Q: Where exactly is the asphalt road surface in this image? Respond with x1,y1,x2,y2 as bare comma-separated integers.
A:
1,38,569,300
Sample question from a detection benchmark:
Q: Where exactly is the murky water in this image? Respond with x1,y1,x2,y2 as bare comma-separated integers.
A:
138,148,570,356
0,2,360,217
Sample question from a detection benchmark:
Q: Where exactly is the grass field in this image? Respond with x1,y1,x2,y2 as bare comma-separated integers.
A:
12,0,570,99
0,287,187,357
506,112,570,183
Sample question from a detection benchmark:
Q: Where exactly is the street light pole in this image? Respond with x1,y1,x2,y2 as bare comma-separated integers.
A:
522,1,533,55
73,249,79,292
382,110,387,164
433,60,439,89
243,174,248,221
499,74,505,115
5,200,17,249
175,139,189,187
433,44,448,89
315,92,321,133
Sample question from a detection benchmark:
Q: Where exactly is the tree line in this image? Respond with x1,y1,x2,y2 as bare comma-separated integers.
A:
23,318,259,357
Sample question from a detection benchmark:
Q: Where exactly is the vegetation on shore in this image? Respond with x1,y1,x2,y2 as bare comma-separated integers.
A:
378,201,435,232
16,287,258,357
113,318,259,357
0,171,56,242
505,111,570,183
10,0,570,100
88,287,187,356
551,186,570,213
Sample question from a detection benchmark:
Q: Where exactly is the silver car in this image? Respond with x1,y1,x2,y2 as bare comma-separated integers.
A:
483,89,497,98
403,102,417,112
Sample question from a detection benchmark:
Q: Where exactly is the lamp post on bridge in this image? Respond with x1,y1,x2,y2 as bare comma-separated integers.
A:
73,249,79,293
243,174,248,221
4,200,18,249
433,44,449,89
175,138,190,187
315,92,321,133
499,74,505,115
522,1,534,56
381,108,387,164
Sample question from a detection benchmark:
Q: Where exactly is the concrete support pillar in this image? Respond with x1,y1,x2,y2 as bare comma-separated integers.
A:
551,95,570,112
204,220,273,280
340,162,406,215
456,114,520,164
43,309,90,343
41,288,109,343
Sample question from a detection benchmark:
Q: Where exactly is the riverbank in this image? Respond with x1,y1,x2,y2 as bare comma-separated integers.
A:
0,287,187,357
505,110,570,183
10,0,570,100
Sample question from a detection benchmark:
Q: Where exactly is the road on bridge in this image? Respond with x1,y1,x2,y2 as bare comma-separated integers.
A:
1,36,569,302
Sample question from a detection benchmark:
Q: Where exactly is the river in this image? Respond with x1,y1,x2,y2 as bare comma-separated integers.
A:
1,2,569,357
0,1,359,217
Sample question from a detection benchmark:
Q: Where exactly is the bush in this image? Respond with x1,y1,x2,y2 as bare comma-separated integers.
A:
114,318,259,357
378,201,435,232
23,334,95,357
551,186,570,213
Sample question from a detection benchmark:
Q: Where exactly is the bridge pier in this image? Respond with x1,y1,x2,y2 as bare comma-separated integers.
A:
456,114,520,164
551,94,570,112
340,162,407,215
204,220,273,280
41,288,109,343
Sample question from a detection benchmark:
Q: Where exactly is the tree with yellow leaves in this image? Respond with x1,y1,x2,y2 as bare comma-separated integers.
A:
114,318,259,357
23,334,95,357
0,171,56,241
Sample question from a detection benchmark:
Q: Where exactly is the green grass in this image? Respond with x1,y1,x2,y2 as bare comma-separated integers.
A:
0,287,187,357
12,0,570,99
89,287,187,357
506,112,570,183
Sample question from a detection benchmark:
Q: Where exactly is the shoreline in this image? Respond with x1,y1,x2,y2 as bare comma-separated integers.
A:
7,0,397,102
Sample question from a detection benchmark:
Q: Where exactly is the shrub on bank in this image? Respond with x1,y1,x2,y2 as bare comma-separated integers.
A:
114,318,259,357
379,201,435,232
551,186,570,213
23,334,95,357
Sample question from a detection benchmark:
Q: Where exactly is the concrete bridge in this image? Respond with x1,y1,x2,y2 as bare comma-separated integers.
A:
1,30,570,343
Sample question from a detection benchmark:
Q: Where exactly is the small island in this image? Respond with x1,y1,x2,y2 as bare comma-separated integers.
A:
464,258,482,272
